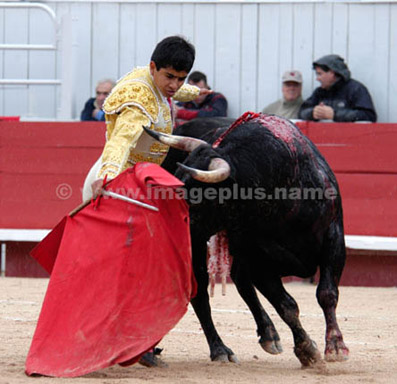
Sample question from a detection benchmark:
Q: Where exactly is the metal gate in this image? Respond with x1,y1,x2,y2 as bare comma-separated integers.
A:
0,2,72,119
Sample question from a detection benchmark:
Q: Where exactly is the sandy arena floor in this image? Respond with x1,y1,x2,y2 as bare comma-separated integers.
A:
0,277,396,384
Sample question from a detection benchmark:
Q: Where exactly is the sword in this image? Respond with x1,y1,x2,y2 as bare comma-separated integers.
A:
102,190,159,212
69,190,159,217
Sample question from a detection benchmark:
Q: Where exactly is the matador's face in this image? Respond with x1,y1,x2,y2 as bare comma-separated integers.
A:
150,61,188,99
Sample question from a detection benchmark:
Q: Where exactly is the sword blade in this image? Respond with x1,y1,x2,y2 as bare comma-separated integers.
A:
102,190,159,212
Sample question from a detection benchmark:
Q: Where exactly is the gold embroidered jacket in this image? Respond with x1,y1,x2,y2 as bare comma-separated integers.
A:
97,66,200,179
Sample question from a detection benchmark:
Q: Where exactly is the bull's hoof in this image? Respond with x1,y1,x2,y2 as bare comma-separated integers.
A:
259,338,283,355
325,346,349,362
212,354,228,363
302,358,328,373
228,354,240,364
211,345,239,364
138,351,168,368
325,333,349,362
212,353,239,364
294,339,323,368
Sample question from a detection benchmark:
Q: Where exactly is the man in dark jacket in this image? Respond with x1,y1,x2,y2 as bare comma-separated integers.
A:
299,54,377,122
175,71,227,126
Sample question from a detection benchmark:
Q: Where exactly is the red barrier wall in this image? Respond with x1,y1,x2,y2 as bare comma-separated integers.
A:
1,120,397,284
296,122,397,237
0,121,106,229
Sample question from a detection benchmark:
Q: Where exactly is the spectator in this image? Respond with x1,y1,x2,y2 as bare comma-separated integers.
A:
262,70,303,119
299,54,377,122
176,71,227,125
80,79,115,121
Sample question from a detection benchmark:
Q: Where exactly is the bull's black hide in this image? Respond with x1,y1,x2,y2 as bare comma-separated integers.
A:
154,114,349,367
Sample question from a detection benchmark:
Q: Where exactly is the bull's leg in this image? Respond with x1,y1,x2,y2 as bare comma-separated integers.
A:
190,237,238,363
252,275,322,368
317,220,349,362
230,260,283,355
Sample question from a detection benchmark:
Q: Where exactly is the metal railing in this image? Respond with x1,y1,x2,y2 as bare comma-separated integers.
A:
0,2,72,119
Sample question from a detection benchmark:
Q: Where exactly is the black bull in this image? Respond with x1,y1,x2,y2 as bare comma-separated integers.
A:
145,114,349,367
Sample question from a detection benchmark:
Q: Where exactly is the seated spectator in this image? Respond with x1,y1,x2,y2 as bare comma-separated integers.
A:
80,79,115,121
176,71,227,125
262,70,303,119
299,54,376,122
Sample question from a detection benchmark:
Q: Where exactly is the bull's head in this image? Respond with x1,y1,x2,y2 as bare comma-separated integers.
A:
143,126,231,183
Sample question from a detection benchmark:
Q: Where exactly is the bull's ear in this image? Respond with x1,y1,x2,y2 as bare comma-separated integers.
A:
177,158,230,183
142,126,207,153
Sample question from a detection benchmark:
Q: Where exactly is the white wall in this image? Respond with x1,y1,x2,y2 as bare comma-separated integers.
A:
0,1,396,122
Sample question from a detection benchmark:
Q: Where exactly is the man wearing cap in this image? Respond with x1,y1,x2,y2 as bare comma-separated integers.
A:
262,70,303,120
299,54,377,122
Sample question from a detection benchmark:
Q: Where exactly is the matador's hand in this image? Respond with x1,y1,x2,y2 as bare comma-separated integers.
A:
91,179,104,199
199,88,213,97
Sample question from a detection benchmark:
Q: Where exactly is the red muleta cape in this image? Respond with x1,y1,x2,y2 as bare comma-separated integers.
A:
25,163,196,377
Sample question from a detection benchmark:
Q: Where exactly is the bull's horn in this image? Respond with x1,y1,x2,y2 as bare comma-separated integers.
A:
143,125,207,153
177,157,231,183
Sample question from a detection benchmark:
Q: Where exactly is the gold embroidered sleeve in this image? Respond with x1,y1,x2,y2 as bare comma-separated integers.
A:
103,82,159,123
97,107,151,179
173,83,200,102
